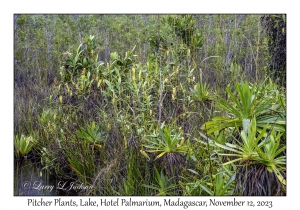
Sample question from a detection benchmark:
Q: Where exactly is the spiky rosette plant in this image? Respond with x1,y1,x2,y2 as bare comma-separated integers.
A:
143,124,189,175
14,134,36,158
214,118,286,195
201,80,286,134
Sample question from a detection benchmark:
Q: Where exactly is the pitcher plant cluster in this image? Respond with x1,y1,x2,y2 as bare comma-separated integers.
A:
14,14,286,196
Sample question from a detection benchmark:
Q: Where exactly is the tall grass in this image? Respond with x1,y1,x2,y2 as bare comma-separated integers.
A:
14,14,286,196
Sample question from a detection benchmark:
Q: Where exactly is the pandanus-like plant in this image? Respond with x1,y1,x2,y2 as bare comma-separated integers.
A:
14,134,36,158
214,118,286,195
142,124,189,175
201,80,285,134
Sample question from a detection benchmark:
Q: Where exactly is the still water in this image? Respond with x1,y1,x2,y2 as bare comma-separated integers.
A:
15,158,94,196
14,159,60,196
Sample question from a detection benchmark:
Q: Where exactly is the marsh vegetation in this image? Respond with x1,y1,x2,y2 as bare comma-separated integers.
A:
14,14,286,196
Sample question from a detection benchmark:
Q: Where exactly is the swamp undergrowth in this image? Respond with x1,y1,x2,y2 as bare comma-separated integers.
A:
14,14,286,196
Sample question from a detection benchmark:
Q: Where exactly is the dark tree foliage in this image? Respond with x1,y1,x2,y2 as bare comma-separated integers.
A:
262,15,286,86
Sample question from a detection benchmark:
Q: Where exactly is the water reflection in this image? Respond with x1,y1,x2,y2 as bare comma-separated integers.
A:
14,159,59,196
